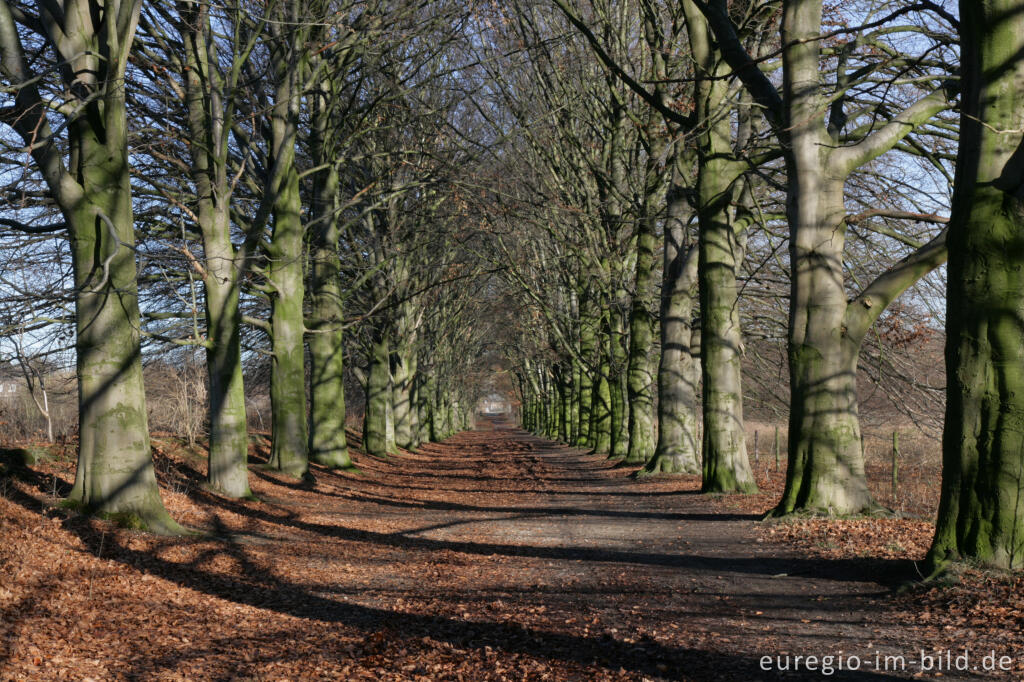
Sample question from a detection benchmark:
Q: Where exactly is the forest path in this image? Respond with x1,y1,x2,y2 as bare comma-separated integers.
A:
262,418,933,681
2,418,953,680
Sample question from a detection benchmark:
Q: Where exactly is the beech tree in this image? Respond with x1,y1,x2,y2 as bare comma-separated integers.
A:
927,0,1024,571
0,0,179,531
700,0,956,514
128,0,266,497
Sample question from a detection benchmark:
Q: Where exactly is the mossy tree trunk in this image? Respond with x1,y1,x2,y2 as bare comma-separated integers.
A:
363,332,391,457
263,4,309,478
306,77,350,469
68,121,177,531
698,0,951,515
928,0,1024,571
772,0,946,515
266,176,308,478
265,146,308,476
444,396,457,439
416,372,435,443
542,368,553,437
556,364,571,442
178,0,252,497
569,362,581,444
384,380,398,454
682,1,756,494
697,184,755,494
428,376,442,441
392,346,418,450
624,113,667,465
202,240,252,492
624,258,659,464
644,179,701,476
608,308,629,459
0,0,180,532
575,316,597,447
590,341,613,454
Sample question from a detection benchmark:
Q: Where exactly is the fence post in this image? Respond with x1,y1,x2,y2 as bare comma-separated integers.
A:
773,425,780,472
891,431,899,498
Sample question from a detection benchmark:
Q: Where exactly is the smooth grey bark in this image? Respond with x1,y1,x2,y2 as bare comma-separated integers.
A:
0,0,179,532
392,348,418,450
608,307,629,459
265,136,308,475
682,0,756,494
178,0,252,497
556,364,571,442
266,184,308,477
264,3,309,478
569,362,581,444
590,335,613,454
624,111,667,465
575,315,597,447
643,185,701,476
415,372,434,444
363,331,391,457
623,224,659,464
385,378,398,454
773,0,947,515
307,130,351,468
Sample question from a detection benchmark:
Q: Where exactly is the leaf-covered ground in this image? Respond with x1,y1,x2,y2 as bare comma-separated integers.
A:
1,419,1022,680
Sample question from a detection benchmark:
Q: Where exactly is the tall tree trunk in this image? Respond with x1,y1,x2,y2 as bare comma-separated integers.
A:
203,250,252,494
179,0,252,498
265,6,309,478
624,137,663,465
444,395,456,438
699,194,756,493
643,190,701,475
569,362,581,444
67,130,179,533
307,161,351,468
266,166,308,477
771,0,870,512
928,0,1024,571
392,348,417,449
590,344,613,454
683,0,756,494
0,0,180,532
407,375,422,449
624,271,659,464
608,309,629,458
695,0,949,514
416,373,433,444
385,381,398,454
428,375,442,441
576,317,597,447
557,365,570,442
363,332,391,457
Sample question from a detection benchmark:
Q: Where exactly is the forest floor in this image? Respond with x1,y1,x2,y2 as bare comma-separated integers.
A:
2,418,1024,680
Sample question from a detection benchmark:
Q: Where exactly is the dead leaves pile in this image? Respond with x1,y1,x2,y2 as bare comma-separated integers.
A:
0,436,676,681
759,518,934,562
3,428,1024,680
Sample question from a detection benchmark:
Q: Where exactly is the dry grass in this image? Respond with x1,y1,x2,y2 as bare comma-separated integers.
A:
742,420,941,520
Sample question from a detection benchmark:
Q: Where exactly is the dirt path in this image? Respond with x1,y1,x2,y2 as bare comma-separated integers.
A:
1,420,977,680
261,420,931,680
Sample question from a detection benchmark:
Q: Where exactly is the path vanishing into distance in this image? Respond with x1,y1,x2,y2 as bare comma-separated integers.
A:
237,417,940,680
3,417,975,680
